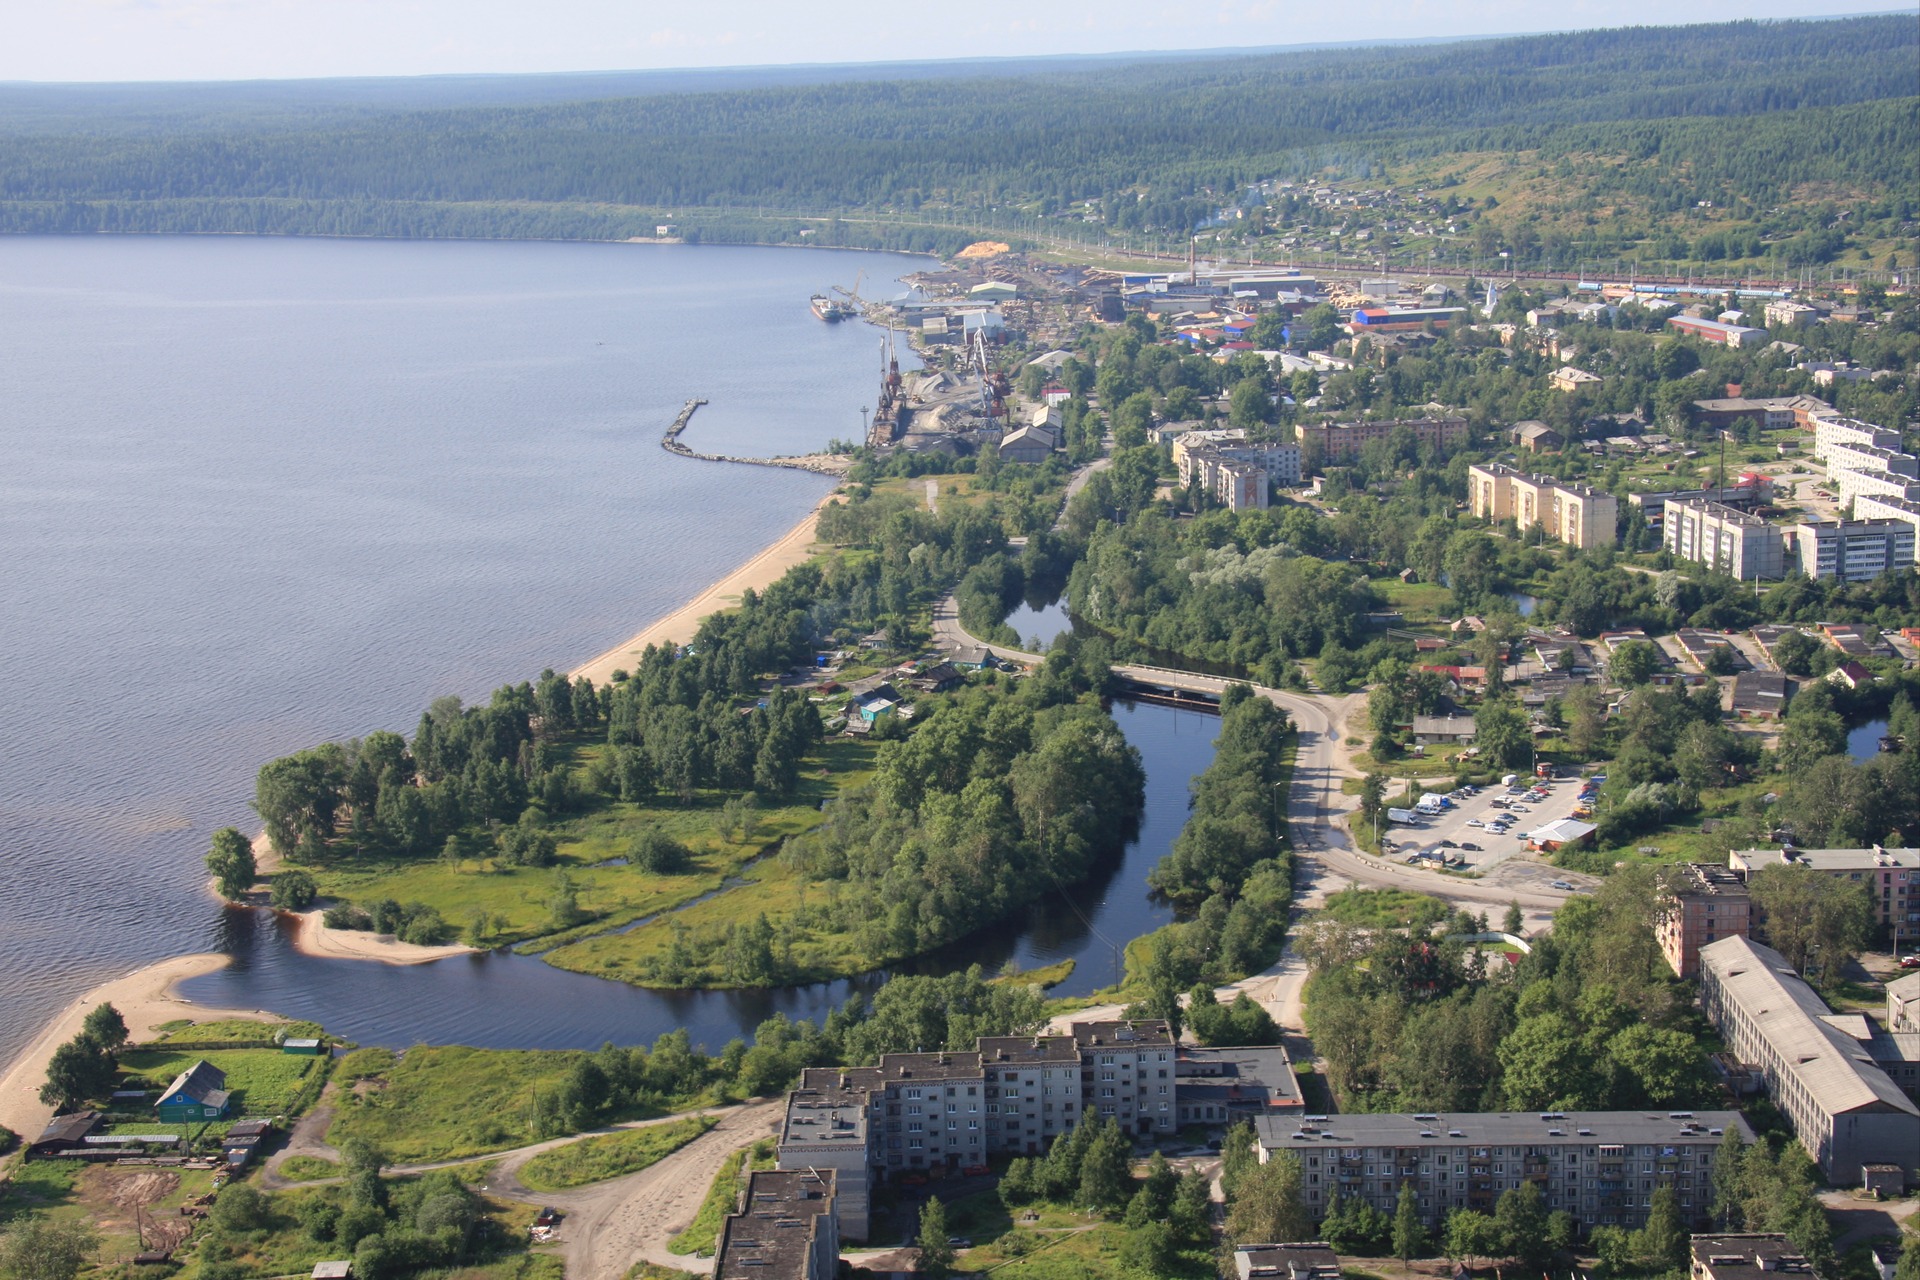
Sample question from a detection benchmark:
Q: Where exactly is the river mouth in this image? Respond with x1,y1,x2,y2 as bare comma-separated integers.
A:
175,698,1222,1051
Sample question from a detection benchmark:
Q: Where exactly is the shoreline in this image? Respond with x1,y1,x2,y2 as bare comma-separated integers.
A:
571,489,839,687
0,954,286,1146
289,909,477,966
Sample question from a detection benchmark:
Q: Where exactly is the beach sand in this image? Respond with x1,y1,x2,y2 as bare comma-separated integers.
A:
290,910,475,965
571,492,838,687
0,954,283,1145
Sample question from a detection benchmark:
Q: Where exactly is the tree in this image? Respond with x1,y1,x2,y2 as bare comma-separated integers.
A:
1776,710,1847,773
1493,1180,1551,1267
271,869,319,910
206,826,257,901
1635,1185,1687,1271
1443,1208,1503,1264
1609,639,1660,687
38,1038,115,1110
80,1003,128,1054
917,1197,955,1280
1502,900,1524,935
1077,1118,1132,1212
1894,1235,1920,1280
1392,1181,1427,1261
0,1219,99,1280
1498,1013,1591,1110
1226,1151,1313,1244
1772,629,1820,676
1749,862,1873,979
1474,698,1531,769
1564,682,1608,759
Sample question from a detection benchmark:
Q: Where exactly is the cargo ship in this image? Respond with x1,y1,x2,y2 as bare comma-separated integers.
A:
811,294,853,322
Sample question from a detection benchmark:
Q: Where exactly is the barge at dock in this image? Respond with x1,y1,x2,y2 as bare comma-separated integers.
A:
810,294,853,322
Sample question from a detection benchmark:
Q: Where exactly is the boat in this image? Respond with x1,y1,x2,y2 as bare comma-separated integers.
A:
811,294,852,322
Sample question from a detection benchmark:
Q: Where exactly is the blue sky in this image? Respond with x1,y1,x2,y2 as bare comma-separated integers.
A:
10,0,1913,82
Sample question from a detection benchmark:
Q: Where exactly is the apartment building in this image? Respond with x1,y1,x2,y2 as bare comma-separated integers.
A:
1698,937,1919,1185
1663,499,1787,579
1295,414,1468,464
778,1020,1179,1239
714,1169,839,1280
1171,428,1303,485
1848,493,1920,565
1626,480,1772,532
1829,464,1920,509
1469,464,1618,550
1812,416,1903,461
1658,863,1754,979
1256,1109,1751,1233
1826,440,1918,484
1789,519,1917,581
1730,846,1920,950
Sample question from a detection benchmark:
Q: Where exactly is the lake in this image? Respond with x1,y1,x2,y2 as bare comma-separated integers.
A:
0,235,929,1068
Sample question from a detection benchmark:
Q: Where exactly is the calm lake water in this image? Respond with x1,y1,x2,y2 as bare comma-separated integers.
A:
0,235,1218,1063
0,235,928,1067
176,697,1219,1050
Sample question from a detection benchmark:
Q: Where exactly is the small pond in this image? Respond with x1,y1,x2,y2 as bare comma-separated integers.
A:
1848,718,1893,763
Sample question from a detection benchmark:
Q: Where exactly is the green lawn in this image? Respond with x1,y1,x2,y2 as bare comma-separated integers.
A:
517,1116,716,1191
1318,886,1451,930
668,1138,776,1256
117,1046,319,1114
325,1045,720,1164
276,1154,341,1182
303,737,880,959
142,1018,325,1047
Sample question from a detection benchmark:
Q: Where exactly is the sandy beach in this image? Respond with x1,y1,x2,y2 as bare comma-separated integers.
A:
0,954,284,1145
290,909,476,965
571,491,838,687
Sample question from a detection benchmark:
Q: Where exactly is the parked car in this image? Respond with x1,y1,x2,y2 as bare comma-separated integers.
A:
1459,842,1480,852
1900,955,1920,969
949,1237,973,1249
1551,881,1575,891
1467,818,1485,828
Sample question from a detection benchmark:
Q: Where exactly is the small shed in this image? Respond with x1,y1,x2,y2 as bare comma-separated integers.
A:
1861,1163,1905,1197
281,1038,323,1056
30,1111,101,1158
155,1060,232,1123
313,1263,354,1280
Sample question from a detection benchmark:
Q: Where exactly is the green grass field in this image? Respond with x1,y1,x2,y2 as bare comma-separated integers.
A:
117,1046,318,1114
517,1115,716,1191
667,1138,776,1256
276,1154,342,1181
325,1045,719,1164
1318,886,1452,930
142,1018,325,1046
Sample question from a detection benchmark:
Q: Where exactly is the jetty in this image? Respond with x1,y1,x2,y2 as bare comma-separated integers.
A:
659,397,852,476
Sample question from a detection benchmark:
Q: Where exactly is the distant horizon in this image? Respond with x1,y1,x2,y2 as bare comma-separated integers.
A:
6,2,1913,87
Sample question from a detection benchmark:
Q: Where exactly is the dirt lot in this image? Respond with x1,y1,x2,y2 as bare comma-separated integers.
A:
77,1165,198,1254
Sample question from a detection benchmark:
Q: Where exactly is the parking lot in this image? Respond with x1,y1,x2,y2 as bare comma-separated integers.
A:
1386,773,1599,884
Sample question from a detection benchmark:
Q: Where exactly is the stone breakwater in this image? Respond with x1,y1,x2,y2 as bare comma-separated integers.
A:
661,398,853,476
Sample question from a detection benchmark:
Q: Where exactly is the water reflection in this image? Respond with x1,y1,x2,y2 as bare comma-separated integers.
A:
177,699,1223,1050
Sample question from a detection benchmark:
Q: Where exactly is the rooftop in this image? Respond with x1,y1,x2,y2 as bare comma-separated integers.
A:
1700,936,1918,1118
1257,1109,1751,1151
1689,1234,1819,1280
1234,1243,1344,1280
1070,1020,1174,1049
714,1169,837,1280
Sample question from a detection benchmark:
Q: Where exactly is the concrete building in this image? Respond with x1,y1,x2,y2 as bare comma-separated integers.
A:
1888,972,1920,1033
1551,367,1603,393
1412,713,1476,746
1173,428,1301,505
1234,1243,1344,1280
1663,499,1787,579
1627,480,1772,532
1850,494,1920,565
1725,671,1791,721
1689,1234,1821,1280
1070,1021,1180,1136
1789,519,1917,581
1208,457,1270,511
1692,398,1796,432
1469,464,1618,549
1697,936,1919,1186
714,1169,839,1280
997,424,1055,464
1730,846,1920,952
1295,415,1469,464
777,1077,874,1241
1829,464,1920,510
1824,440,1919,484
1812,416,1903,461
1511,421,1564,452
1176,1045,1303,1125
1668,316,1768,347
1658,863,1753,979
1257,1109,1752,1233
1764,298,1824,327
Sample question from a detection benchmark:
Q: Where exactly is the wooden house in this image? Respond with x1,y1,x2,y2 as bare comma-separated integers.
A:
155,1060,232,1123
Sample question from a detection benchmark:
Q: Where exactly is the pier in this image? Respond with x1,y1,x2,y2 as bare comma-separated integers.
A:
659,397,852,476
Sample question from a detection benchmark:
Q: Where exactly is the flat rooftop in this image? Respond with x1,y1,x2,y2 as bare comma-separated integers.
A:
1257,1109,1750,1150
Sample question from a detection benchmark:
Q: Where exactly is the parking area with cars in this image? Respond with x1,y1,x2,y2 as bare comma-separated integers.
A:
1386,770,1604,882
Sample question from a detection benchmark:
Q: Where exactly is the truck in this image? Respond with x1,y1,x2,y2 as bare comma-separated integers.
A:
1387,808,1421,824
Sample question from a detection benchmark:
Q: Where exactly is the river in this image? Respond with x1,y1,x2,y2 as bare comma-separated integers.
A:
0,235,1219,1062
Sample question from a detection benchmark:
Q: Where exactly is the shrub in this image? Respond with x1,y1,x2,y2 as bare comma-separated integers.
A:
271,870,319,911
630,829,692,874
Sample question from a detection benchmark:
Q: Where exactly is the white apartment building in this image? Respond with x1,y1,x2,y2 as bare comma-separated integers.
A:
1790,518,1917,580
1663,499,1787,579
1825,440,1919,483
1469,464,1618,550
1851,494,1920,564
1812,416,1903,461
1833,465,1920,509
1172,428,1303,485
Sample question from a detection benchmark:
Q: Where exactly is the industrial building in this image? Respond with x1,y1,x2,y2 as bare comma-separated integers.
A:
1666,316,1767,347
1347,306,1466,332
1658,863,1753,979
1689,1234,1821,1280
1469,464,1618,549
1256,1109,1752,1233
1697,936,1918,1186
1663,499,1786,579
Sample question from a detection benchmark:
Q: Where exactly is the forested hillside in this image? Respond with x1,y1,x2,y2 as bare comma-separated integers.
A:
1,16,1913,266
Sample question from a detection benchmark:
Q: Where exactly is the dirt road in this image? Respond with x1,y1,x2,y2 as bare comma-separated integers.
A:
486,1098,786,1280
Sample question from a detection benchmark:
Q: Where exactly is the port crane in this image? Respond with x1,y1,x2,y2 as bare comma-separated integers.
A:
833,271,866,307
